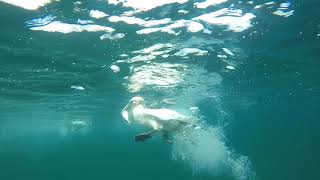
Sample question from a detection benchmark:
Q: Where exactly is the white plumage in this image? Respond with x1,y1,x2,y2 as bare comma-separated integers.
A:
121,96,193,142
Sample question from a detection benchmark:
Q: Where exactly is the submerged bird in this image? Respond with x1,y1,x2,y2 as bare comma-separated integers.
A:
121,96,199,142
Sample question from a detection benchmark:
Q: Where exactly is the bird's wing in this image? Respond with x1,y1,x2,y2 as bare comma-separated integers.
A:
143,108,209,131
143,108,187,121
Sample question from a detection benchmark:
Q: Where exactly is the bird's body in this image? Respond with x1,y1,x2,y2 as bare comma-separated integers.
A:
121,96,193,142
133,106,186,131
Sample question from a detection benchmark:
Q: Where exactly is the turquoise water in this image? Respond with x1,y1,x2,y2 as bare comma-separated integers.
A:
0,0,319,180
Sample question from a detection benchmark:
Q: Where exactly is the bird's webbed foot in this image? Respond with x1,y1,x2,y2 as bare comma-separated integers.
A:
134,132,153,142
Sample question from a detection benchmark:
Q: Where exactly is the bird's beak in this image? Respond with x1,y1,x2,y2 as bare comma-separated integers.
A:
121,102,132,124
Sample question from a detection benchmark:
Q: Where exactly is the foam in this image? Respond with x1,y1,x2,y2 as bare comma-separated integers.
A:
132,43,174,54
89,10,108,19
110,65,120,73
30,21,115,34
226,65,235,70
26,15,56,26
194,0,228,9
178,10,189,14
126,54,157,63
273,2,294,17
173,48,208,57
222,48,235,56
254,1,275,9
136,20,206,35
193,8,256,32
100,33,125,40
108,0,189,12
273,10,294,17
0,0,57,10
71,85,85,90
187,21,205,32
108,16,171,27
77,19,94,24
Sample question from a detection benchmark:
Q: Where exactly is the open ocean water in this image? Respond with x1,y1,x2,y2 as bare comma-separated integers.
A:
0,0,319,180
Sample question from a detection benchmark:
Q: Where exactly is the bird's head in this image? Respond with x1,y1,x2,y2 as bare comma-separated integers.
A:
129,96,145,106
121,96,145,124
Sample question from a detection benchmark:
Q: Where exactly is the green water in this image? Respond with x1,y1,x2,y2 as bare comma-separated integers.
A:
0,0,319,180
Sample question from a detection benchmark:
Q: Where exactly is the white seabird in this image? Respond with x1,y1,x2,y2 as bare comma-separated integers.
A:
121,96,199,142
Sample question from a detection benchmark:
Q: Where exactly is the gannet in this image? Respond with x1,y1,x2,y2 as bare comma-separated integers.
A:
121,96,199,142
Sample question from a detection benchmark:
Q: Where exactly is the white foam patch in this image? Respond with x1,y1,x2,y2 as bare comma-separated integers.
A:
193,8,256,32
121,10,136,16
110,65,120,73
71,85,85,90
125,41,216,63
89,10,108,18
119,54,129,57
279,2,291,8
100,33,125,40
273,2,294,17
26,15,56,26
0,0,57,10
172,127,255,179
222,48,235,56
108,16,171,27
217,54,227,58
30,21,115,34
77,19,94,24
187,21,205,32
273,10,294,17
127,54,157,63
254,1,275,9
136,27,172,35
173,48,208,57
132,43,174,54
178,10,189,14
194,0,228,9
137,20,206,35
126,43,174,61
226,65,235,70
108,0,189,12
